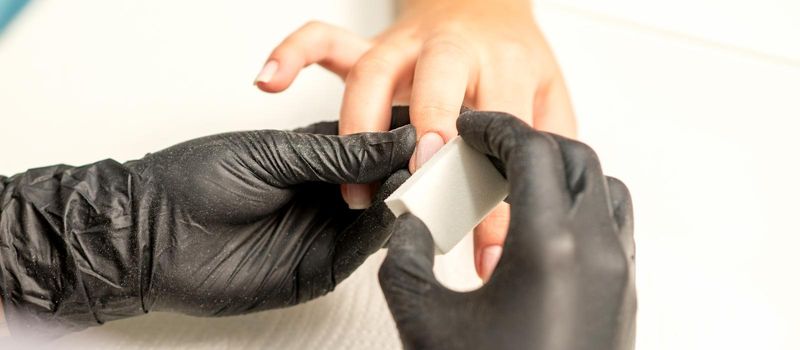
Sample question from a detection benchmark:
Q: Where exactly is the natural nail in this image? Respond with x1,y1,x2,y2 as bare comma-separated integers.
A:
254,60,278,86
480,245,503,282
413,132,445,172
344,184,372,210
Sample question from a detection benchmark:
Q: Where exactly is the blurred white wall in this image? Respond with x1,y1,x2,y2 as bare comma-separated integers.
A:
1,0,800,349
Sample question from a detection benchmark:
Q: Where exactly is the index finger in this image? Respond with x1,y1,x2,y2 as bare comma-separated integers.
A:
338,42,419,209
339,42,420,135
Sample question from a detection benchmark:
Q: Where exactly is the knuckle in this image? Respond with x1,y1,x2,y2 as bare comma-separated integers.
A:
521,131,559,155
347,56,393,83
300,20,328,34
480,112,525,132
618,260,634,286
566,140,600,166
422,34,471,59
295,21,337,43
605,175,623,188
493,41,533,62
537,230,578,273
413,102,462,118
598,250,632,283
606,176,631,199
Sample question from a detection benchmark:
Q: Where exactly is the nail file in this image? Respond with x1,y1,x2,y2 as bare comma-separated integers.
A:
385,136,510,254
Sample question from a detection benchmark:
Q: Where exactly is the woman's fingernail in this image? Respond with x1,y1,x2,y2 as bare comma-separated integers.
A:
344,184,372,210
254,60,278,86
414,132,445,172
480,245,503,282
341,184,350,204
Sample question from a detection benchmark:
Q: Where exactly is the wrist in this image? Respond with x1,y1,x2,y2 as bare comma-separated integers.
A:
0,162,147,339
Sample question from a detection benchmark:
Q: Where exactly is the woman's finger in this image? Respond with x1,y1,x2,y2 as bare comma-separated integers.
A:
408,35,475,172
338,41,420,135
333,170,411,283
533,73,577,138
474,52,537,123
469,53,536,281
472,72,574,280
473,203,511,281
338,40,419,209
255,21,370,93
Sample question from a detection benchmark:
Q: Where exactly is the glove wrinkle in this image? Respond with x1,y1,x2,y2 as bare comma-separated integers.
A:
0,110,417,341
0,160,143,339
332,170,410,284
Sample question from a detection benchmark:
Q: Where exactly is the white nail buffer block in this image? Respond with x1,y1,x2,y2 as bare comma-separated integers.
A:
385,136,509,254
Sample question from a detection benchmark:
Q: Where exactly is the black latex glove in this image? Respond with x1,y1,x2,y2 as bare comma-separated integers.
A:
0,108,415,339
379,111,636,350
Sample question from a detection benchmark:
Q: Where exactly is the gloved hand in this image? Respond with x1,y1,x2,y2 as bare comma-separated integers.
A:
0,108,415,339
379,111,636,350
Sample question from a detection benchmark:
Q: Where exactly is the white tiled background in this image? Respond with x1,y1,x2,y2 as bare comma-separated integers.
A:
1,0,799,349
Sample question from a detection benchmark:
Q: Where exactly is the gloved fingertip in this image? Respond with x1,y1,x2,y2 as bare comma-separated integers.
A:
382,170,411,194
381,125,417,174
380,214,439,293
388,214,435,259
390,124,417,151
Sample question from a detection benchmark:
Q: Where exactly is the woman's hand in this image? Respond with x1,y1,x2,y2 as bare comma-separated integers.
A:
254,0,576,280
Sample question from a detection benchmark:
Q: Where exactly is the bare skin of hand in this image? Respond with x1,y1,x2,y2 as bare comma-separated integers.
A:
0,297,7,336
254,0,577,281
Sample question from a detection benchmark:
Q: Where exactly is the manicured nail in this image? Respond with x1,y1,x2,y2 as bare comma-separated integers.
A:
480,245,503,282
341,184,350,204
413,132,445,172
254,60,278,86
344,184,372,210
